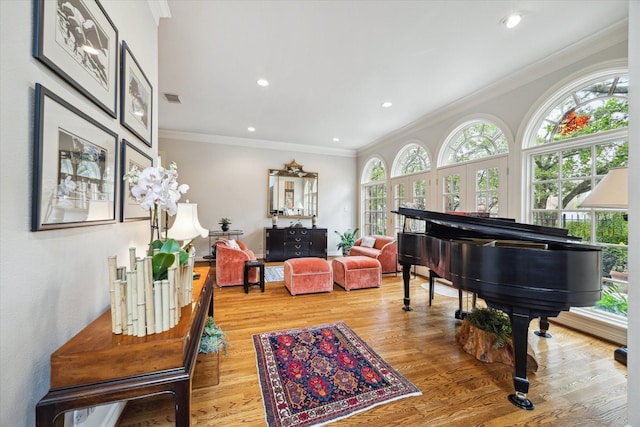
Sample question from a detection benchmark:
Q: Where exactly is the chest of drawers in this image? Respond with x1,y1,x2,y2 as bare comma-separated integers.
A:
265,227,327,261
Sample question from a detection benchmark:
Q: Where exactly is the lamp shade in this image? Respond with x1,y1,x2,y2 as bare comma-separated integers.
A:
294,201,304,210
168,203,208,241
580,167,628,209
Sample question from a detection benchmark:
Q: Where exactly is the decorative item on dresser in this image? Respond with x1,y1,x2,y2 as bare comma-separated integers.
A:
264,227,327,262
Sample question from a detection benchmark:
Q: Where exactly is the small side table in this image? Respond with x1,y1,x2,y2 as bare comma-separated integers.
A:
244,260,265,293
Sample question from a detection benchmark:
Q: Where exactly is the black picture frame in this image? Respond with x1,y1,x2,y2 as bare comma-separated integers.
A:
120,139,153,222
32,83,118,231
120,41,153,147
33,0,119,118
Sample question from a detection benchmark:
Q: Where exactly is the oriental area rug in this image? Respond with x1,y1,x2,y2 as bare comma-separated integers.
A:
252,321,421,427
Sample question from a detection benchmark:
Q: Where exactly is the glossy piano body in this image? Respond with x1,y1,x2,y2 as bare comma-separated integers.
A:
395,208,602,409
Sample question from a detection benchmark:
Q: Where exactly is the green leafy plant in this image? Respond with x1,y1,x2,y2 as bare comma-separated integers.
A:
468,307,512,349
334,228,360,254
150,238,189,281
595,284,628,316
218,217,231,225
199,316,228,355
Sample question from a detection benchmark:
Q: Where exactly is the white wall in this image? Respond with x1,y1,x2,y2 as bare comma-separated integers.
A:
0,2,159,425
159,132,357,258
626,2,638,425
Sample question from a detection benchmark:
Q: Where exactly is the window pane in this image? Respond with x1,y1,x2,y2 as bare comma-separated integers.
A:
561,179,590,209
533,183,558,209
532,210,559,227
533,153,559,181
561,148,591,178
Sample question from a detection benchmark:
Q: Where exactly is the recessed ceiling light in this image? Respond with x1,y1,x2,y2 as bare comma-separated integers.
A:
257,79,270,87
381,101,393,108
248,126,256,132
502,13,522,29
333,137,340,142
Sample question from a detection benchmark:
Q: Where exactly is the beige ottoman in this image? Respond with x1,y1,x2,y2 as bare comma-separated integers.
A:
332,256,381,291
284,258,333,295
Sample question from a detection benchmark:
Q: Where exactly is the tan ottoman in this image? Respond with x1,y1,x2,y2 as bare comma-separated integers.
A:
332,256,381,291
284,258,333,295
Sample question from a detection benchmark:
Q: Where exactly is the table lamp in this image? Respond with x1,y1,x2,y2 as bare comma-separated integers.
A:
580,167,628,365
168,202,208,249
294,201,304,215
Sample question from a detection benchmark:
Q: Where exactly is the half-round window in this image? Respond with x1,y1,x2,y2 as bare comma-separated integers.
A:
440,121,508,166
531,75,628,146
391,143,430,177
362,158,386,183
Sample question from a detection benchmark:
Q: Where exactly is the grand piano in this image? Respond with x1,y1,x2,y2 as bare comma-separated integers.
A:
395,208,602,410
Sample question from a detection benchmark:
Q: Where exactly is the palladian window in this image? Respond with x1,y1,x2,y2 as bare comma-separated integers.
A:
525,72,629,328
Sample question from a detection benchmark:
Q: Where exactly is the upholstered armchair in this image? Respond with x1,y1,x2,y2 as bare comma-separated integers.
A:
348,234,400,274
215,238,258,287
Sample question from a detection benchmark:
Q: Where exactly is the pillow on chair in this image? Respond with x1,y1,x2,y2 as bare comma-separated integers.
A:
224,239,241,250
361,236,376,248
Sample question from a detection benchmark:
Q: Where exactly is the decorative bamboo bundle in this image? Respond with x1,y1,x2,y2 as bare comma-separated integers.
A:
107,247,195,336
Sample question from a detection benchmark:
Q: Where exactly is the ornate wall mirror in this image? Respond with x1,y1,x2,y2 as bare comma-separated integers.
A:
268,160,318,219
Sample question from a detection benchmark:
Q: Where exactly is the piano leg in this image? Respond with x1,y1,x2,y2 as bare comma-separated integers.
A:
402,264,413,311
508,311,535,410
534,316,552,338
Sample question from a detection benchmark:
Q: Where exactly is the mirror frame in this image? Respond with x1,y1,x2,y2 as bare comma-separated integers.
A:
268,160,318,219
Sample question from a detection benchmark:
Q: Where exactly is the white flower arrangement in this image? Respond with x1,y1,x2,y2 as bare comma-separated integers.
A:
124,162,189,249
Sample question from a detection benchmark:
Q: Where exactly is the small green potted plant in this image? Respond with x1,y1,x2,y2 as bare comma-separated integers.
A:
219,217,232,232
335,228,359,256
467,307,512,349
193,316,228,388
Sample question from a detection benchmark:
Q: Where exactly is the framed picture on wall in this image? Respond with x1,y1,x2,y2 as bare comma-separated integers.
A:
120,41,153,147
32,83,118,231
33,0,119,118
120,139,152,222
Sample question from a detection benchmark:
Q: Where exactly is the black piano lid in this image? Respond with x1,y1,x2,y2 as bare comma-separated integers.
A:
394,208,600,249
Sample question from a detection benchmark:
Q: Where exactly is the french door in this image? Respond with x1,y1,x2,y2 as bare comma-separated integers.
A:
437,156,508,216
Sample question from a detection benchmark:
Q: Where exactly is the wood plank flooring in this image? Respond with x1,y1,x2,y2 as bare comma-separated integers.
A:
117,264,628,426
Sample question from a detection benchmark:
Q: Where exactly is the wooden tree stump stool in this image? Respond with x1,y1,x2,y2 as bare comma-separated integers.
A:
456,319,538,372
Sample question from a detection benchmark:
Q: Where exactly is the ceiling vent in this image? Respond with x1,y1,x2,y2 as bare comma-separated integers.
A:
164,93,182,104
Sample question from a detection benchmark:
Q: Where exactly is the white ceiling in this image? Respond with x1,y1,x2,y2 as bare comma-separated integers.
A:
157,1,628,151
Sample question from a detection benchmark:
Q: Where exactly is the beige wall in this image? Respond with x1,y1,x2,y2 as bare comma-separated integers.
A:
159,132,357,258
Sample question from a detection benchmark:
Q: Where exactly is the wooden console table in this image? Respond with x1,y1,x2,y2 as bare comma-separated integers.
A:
35,266,213,426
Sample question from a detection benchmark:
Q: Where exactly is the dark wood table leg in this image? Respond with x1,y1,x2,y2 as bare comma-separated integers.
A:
402,264,412,311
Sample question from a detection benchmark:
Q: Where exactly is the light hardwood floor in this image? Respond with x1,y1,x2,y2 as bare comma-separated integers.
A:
117,264,628,426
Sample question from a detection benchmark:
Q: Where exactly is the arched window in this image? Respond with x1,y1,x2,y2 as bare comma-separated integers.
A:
390,143,431,233
524,71,629,321
530,76,628,146
440,120,509,166
438,120,509,216
361,158,387,235
391,144,431,176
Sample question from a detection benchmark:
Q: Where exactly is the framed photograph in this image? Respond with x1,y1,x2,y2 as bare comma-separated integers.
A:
120,139,152,222
33,0,118,118
120,41,153,147
32,83,118,231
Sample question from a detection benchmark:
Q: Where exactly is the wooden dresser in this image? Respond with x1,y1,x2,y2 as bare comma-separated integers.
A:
264,227,327,261
35,266,213,426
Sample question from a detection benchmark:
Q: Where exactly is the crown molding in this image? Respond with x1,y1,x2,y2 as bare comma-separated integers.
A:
158,129,356,158
147,0,171,26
